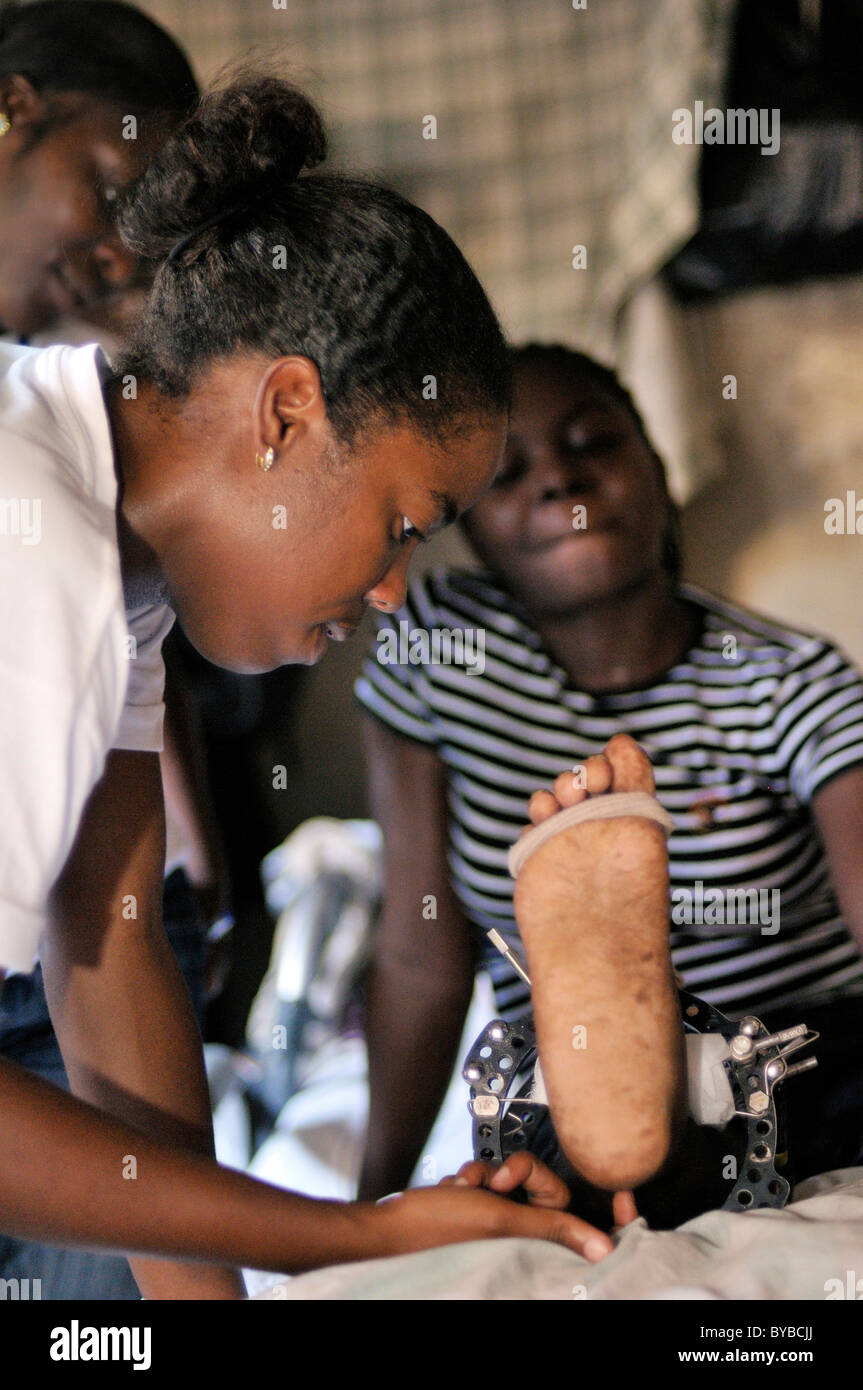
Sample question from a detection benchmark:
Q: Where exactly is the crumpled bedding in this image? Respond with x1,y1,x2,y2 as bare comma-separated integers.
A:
257,1168,863,1300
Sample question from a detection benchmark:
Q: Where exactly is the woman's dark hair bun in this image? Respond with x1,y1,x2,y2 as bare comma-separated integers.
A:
118,64,510,444
118,72,327,261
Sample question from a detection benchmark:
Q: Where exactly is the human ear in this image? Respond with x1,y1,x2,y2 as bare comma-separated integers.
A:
0,74,48,134
252,355,328,463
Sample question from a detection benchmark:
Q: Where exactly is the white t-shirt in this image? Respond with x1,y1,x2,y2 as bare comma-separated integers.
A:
0,341,174,971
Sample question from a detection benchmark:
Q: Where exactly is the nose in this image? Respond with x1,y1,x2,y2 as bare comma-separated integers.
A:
365,545,414,615
89,232,140,293
63,228,140,302
533,445,593,502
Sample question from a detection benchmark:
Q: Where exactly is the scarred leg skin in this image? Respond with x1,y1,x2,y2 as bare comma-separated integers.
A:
513,734,685,1193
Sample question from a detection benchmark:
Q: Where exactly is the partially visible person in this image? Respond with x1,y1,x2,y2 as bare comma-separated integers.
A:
0,0,292,1057
0,0,198,340
0,78,628,1293
0,0,221,1301
356,344,863,1204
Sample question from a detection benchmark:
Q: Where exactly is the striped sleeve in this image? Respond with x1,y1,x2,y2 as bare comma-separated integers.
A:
354,591,439,746
778,641,863,802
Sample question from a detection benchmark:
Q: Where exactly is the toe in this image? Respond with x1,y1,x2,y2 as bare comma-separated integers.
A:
554,755,613,806
553,769,587,807
603,734,655,794
528,789,561,824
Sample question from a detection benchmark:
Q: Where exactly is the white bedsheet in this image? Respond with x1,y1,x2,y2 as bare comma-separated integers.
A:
257,1168,863,1301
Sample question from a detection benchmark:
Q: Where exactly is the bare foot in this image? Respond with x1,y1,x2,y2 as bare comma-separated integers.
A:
514,734,684,1192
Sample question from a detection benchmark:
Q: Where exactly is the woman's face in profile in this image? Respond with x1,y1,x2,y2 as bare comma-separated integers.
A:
0,89,164,337
162,412,508,675
462,359,672,617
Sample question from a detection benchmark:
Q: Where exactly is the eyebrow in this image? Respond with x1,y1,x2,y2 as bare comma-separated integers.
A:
427,489,459,533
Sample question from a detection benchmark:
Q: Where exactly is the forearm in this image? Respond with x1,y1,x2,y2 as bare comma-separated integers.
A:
0,1054,379,1279
42,748,237,1297
358,947,473,1200
358,716,476,1198
41,910,239,1297
812,768,863,955
42,912,213,1153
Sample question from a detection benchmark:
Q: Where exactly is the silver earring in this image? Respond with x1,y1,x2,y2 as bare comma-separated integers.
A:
0,113,11,138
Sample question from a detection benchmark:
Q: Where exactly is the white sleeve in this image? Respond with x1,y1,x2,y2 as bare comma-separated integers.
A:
114,604,175,753
0,662,110,974
0,456,124,969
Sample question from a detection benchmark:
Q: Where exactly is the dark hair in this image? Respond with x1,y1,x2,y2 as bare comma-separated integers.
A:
0,1,198,118
510,343,683,580
115,74,511,444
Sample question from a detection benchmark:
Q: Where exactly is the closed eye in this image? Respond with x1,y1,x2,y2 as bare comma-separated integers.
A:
563,430,624,455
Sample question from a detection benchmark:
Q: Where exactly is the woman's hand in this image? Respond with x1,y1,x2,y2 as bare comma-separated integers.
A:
442,1153,640,1232
439,1152,574,1210
364,1152,626,1262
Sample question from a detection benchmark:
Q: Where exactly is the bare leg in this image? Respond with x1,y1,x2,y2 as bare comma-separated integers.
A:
514,735,685,1192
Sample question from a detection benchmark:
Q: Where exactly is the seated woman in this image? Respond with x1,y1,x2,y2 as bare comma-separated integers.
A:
356,343,863,1214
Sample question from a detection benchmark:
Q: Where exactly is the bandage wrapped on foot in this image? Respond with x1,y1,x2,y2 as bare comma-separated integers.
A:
508,789,674,878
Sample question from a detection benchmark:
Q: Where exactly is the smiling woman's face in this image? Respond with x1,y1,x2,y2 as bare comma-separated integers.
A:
0,89,162,336
462,357,672,617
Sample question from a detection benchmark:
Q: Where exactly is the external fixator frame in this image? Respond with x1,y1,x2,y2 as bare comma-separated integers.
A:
463,989,819,1212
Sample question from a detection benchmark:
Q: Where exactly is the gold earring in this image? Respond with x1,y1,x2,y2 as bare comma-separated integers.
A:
0,113,11,137
255,446,275,472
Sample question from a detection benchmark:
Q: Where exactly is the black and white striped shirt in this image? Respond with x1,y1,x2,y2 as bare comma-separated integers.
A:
356,571,863,1021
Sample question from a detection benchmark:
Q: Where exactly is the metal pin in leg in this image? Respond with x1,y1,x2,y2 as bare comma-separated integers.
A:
486,928,532,987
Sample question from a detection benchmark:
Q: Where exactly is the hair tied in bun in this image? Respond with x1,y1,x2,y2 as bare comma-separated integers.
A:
168,199,248,264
